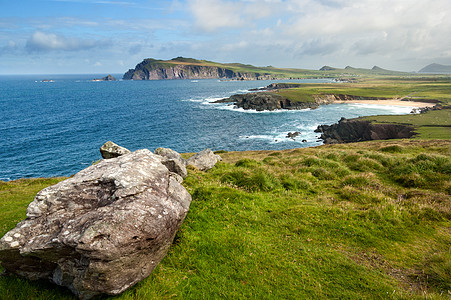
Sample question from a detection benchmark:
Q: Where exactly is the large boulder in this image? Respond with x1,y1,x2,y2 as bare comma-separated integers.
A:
99,141,131,159
0,149,191,299
186,149,221,171
154,147,187,179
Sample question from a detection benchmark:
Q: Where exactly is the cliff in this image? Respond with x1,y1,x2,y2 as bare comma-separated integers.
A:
315,117,416,144
123,57,273,80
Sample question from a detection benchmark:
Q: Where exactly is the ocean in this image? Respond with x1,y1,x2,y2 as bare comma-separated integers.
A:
0,74,416,181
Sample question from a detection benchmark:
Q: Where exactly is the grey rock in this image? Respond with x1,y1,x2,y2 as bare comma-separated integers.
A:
99,141,131,159
0,149,191,299
154,147,187,179
186,149,221,171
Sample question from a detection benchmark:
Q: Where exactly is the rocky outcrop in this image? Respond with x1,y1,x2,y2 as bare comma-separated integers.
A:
0,149,191,299
186,149,221,171
315,117,416,144
215,92,318,111
100,141,131,159
123,58,272,80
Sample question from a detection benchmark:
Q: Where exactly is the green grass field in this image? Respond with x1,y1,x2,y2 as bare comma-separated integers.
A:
1,140,450,299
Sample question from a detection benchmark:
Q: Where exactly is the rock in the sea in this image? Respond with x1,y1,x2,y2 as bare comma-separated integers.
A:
0,149,191,299
99,141,131,159
186,149,221,171
154,147,187,179
286,131,300,139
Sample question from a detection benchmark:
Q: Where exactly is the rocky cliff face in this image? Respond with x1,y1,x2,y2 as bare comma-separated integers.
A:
215,92,318,111
316,117,416,144
123,59,271,80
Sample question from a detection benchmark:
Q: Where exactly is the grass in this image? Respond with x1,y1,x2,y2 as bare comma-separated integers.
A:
273,77,451,104
1,140,450,299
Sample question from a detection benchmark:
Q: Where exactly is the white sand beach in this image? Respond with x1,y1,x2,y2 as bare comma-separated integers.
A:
334,99,435,107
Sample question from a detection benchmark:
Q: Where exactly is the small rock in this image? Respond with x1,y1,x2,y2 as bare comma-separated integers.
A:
186,149,220,171
99,141,131,159
154,147,187,178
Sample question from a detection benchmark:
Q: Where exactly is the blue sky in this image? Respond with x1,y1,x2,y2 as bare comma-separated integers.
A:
1,0,450,74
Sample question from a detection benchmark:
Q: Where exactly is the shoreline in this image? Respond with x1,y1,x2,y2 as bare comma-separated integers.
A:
333,99,435,107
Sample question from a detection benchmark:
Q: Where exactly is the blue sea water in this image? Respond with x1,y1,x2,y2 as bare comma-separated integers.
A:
0,74,416,181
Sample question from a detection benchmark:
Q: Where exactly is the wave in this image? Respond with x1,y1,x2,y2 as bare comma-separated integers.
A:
212,104,312,114
239,131,321,145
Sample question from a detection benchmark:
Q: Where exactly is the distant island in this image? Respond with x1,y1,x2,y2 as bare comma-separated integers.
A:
92,74,116,81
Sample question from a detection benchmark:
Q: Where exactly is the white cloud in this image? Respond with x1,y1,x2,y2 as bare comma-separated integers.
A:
25,31,112,52
0,40,19,55
187,0,245,32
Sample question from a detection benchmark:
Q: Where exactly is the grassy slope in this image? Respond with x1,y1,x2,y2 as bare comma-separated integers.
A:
1,140,450,299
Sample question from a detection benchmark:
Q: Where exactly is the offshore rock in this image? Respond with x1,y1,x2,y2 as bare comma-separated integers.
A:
0,149,192,299
100,141,131,159
286,132,300,139
186,149,221,171
215,92,318,111
154,147,187,179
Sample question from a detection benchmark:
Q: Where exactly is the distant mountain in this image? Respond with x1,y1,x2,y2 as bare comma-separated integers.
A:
371,66,386,71
319,66,337,71
419,63,451,73
318,65,402,74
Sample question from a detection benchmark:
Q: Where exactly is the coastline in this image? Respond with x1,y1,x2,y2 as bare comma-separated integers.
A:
333,99,435,107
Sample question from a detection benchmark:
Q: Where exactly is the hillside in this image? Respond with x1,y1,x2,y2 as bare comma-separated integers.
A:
1,139,450,299
419,63,451,73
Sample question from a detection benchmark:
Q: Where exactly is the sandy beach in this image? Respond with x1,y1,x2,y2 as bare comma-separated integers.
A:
334,99,435,107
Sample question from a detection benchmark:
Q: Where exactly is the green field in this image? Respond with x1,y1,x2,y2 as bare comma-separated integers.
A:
1,140,450,299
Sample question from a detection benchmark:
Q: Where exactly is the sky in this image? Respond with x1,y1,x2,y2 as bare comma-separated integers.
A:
1,0,450,74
